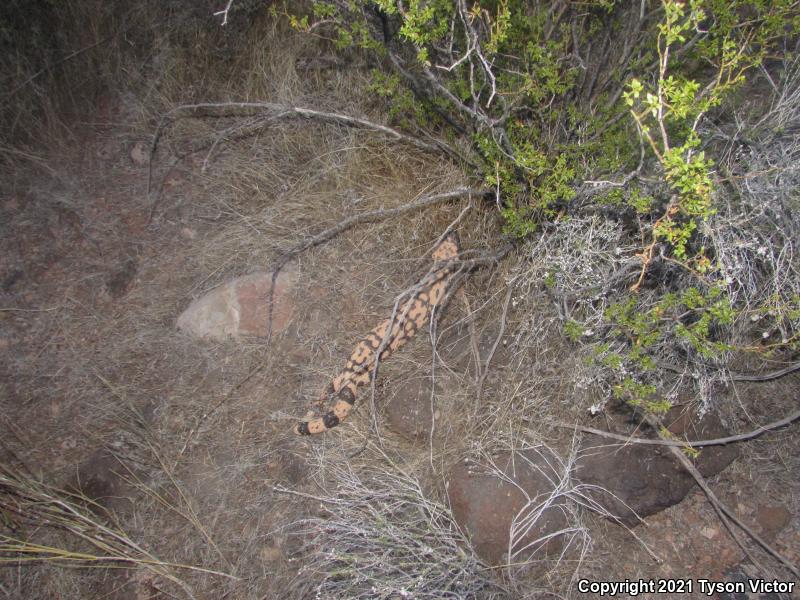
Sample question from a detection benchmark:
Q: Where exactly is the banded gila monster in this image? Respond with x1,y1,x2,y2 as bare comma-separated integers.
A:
294,232,460,435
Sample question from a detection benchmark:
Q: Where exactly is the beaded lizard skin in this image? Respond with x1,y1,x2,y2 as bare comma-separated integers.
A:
294,232,460,435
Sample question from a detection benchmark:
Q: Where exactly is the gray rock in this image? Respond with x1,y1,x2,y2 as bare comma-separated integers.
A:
177,269,295,341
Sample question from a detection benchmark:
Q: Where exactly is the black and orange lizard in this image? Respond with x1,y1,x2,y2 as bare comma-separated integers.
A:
294,232,460,435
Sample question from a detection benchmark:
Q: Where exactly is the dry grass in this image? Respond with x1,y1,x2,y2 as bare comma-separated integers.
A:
0,5,502,598
0,462,237,598
2,2,799,599
281,442,504,599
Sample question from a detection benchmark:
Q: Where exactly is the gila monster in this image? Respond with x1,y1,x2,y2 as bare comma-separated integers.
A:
294,232,460,435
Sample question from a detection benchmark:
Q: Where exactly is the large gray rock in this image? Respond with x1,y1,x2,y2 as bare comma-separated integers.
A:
574,408,739,526
177,269,295,341
447,448,571,565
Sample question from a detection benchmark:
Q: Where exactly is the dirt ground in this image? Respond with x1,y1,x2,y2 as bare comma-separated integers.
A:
1,13,798,600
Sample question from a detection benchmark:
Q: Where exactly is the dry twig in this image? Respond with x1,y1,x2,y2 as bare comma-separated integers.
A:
557,408,800,448
265,187,486,342
657,360,800,383
642,413,800,581
148,101,445,196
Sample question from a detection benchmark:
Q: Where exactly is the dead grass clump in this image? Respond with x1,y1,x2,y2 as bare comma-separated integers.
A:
284,442,506,599
509,215,639,417
0,461,238,599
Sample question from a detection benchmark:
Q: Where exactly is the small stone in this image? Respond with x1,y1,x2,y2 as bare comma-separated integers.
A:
129,141,148,166
700,526,718,539
106,258,138,299
754,504,791,541
180,227,196,240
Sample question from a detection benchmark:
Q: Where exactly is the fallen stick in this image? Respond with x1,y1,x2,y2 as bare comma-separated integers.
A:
557,408,800,448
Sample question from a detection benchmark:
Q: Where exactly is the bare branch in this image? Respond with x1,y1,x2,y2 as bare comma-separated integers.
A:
657,360,800,383
643,413,800,580
151,101,441,159
147,101,460,218
213,0,235,26
265,188,487,342
558,407,800,448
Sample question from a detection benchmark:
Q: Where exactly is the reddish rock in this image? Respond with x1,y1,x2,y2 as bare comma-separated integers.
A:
177,269,295,341
663,408,740,478
574,408,740,526
384,374,436,440
754,504,791,541
447,448,570,566
575,439,692,526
